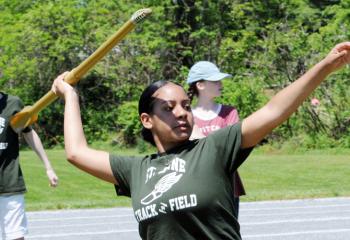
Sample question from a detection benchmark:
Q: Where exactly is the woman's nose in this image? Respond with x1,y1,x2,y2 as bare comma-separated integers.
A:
174,106,187,118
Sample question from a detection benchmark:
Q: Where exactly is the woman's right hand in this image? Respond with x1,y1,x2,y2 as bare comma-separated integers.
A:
51,71,74,98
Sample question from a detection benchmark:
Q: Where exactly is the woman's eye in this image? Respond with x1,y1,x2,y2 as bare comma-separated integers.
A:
165,106,173,111
184,104,191,111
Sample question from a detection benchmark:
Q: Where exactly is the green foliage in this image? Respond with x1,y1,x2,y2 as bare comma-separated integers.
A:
219,76,267,119
115,101,142,145
0,0,349,148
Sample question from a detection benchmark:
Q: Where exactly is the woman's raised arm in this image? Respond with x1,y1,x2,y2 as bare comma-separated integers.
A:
52,72,117,184
241,42,350,148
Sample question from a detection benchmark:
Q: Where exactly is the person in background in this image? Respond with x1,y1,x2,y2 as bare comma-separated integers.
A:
0,92,58,240
186,61,245,218
52,42,350,240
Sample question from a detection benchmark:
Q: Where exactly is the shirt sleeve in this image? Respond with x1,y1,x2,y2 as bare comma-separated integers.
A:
11,96,32,133
207,122,253,174
109,154,139,197
223,105,240,126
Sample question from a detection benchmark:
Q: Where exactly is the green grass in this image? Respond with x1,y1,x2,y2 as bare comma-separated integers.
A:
21,149,132,211
20,147,350,211
239,148,350,201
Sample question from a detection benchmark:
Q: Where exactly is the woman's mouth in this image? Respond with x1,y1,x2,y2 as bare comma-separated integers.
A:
175,123,190,130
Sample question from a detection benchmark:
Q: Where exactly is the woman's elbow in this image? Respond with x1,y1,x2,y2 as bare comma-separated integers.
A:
64,140,89,163
65,148,83,164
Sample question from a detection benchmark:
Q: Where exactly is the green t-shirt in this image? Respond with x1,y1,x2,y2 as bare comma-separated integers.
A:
0,93,31,195
110,123,253,240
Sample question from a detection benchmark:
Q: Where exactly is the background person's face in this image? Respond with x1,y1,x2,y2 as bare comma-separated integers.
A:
149,83,193,150
200,80,222,99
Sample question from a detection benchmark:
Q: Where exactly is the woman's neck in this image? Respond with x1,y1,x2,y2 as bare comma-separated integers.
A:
195,97,218,111
155,140,187,155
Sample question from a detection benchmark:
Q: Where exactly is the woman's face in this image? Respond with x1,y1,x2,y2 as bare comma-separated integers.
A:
142,83,194,151
198,80,222,99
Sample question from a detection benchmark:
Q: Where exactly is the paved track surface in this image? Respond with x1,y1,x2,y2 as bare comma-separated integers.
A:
25,197,350,240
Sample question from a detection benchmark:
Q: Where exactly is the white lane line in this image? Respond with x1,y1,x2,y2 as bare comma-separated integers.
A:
27,214,135,222
27,229,139,239
241,204,350,211
241,209,350,217
243,228,350,239
241,197,350,205
27,208,133,215
241,216,350,226
29,221,137,229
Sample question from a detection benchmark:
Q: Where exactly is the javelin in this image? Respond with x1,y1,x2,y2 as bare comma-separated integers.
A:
10,8,152,131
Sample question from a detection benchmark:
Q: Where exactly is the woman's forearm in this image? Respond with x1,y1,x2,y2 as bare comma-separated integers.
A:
23,130,52,169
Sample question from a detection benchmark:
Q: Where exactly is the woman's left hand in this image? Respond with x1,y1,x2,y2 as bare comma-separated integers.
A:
324,42,350,72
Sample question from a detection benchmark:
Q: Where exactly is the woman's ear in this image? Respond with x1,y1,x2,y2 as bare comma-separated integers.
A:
140,113,152,129
196,81,205,91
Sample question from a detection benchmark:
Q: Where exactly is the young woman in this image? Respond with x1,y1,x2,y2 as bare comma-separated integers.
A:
186,61,245,218
52,42,350,240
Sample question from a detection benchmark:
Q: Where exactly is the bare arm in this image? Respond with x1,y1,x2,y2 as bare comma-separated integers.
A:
241,42,350,148
52,73,117,184
23,130,59,187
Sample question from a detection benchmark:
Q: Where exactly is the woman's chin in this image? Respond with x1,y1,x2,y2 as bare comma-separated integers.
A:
173,132,191,141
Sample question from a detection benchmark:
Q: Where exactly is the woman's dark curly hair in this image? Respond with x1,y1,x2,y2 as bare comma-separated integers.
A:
187,81,203,103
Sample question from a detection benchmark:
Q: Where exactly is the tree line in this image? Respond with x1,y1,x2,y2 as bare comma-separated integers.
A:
0,0,349,149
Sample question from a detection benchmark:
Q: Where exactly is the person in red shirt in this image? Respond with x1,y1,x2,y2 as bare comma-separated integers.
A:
186,61,244,218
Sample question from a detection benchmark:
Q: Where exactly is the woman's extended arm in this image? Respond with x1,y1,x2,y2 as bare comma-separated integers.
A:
241,42,350,148
52,72,117,184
